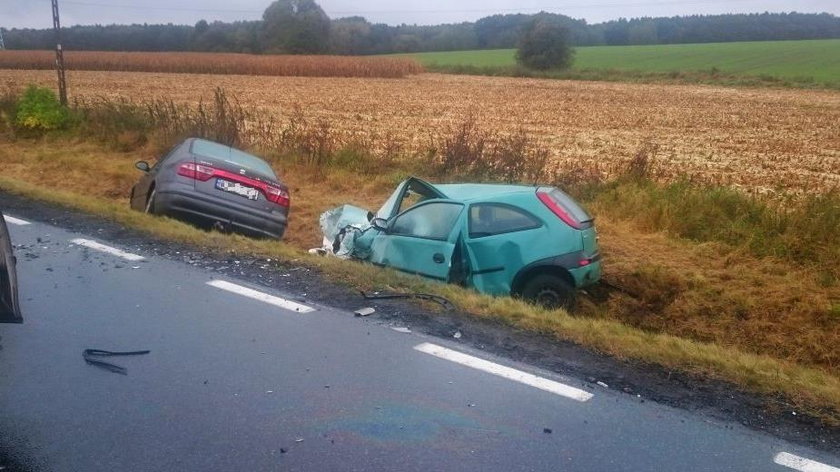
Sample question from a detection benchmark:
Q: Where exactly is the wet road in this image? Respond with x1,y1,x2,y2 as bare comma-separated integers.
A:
1,214,838,472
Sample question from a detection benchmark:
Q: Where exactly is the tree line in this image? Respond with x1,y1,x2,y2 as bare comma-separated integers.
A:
3,4,839,55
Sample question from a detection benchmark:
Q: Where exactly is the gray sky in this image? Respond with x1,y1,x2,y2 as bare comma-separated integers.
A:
3,0,839,29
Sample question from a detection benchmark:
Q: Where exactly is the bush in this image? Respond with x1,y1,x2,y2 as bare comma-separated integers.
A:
15,85,69,131
516,16,575,71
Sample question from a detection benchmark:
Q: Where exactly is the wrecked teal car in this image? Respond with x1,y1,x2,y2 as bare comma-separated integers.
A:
319,177,601,309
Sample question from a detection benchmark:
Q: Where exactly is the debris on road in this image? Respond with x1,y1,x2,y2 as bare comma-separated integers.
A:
391,326,412,334
543,428,553,434
82,348,150,375
354,307,376,317
453,331,462,339
360,290,454,311
596,381,609,388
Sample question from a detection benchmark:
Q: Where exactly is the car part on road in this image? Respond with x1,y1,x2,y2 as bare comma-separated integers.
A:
0,210,22,323
354,307,376,317
83,348,151,375
360,290,455,311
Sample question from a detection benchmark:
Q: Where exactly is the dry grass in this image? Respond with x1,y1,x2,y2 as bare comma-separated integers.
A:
0,51,424,78
1,70,838,194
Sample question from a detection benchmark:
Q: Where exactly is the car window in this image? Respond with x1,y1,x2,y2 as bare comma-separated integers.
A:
390,202,463,240
191,139,277,178
469,203,541,238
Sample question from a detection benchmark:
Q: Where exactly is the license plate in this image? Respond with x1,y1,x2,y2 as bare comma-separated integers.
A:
215,178,260,201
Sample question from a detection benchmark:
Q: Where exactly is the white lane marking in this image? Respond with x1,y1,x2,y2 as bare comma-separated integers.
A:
775,452,840,472
3,215,30,226
206,280,315,314
70,238,145,262
413,342,593,402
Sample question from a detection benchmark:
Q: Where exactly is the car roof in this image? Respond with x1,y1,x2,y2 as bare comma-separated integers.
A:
434,183,538,202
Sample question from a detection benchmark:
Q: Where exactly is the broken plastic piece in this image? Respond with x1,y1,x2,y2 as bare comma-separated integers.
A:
83,348,150,375
391,327,411,334
354,307,375,317
596,381,609,388
453,331,462,339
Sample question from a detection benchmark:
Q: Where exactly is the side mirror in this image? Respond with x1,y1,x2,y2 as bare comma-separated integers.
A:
370,217,389,232
135,161,151,172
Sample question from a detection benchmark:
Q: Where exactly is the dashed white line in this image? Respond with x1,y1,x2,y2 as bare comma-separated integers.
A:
206,279,315,314
775,452,840,472
413,342,593,402
3,215,30,226
70,238,145,262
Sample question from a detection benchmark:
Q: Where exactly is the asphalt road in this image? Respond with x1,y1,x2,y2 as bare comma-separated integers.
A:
1,214,838,472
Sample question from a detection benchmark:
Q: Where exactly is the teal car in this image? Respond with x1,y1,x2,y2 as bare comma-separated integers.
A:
322,177,601,309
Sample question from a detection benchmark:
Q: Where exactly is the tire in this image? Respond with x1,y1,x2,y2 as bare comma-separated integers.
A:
144,188,157,214
520,273,576,311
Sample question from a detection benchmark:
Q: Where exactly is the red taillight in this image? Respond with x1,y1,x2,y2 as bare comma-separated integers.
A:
264,185,290,208
537,191,582,229
177,162,215,181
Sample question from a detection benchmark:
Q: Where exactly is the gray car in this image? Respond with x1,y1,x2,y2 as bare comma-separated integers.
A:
130,138,290,239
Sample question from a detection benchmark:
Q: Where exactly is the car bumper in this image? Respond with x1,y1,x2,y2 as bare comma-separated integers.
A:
569,259,602,287
155,188,287,239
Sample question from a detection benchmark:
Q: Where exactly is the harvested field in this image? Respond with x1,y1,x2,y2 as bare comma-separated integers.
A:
2,69,837,195
0,51,424,78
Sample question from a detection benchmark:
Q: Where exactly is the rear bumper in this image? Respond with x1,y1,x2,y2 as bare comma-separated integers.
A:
155,188,287,239
568,259,602,288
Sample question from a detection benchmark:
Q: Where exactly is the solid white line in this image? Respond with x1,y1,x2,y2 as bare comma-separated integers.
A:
413,342,593,402
775,452,840,472
206,280,315,314
3,215,30,226
70,238,145,262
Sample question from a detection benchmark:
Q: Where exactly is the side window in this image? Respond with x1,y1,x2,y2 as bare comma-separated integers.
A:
469,204,541,238
390,202,463,240
153,142,183,169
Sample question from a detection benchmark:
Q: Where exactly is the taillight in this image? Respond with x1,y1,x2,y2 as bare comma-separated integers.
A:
264,185,290,208
177,162,215,181
537,190,583,229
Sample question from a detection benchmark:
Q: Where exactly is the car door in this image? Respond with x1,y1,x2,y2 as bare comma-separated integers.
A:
375,177,447,221
130,142,186,210
369,201,465,281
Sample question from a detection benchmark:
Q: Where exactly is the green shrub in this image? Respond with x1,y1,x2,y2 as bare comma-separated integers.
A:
15,85,69,131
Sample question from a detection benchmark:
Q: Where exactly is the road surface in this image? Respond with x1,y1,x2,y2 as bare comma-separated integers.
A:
1,213,838,471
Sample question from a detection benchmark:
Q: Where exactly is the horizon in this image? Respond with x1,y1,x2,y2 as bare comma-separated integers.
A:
3,0,839,30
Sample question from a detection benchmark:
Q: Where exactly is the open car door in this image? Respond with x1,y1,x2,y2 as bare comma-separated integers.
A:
0,211,22,323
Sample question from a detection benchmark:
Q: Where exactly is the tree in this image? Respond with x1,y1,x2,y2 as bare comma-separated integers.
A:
516,16,575,70
260,0,330,54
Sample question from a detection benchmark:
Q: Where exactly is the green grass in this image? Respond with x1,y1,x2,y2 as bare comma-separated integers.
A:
399,39,840,87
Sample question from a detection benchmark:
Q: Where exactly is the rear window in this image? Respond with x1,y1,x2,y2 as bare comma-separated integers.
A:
191,139,276,178
469,204,541,238
544,188,592,223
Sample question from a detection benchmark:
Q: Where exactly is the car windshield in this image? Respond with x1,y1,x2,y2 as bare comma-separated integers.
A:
191,139,277,178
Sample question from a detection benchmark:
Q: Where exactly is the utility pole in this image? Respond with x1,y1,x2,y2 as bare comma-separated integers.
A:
51,0,68,105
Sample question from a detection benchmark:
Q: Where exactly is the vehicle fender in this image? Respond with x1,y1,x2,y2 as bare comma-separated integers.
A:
0,210,22,323
510,253,582,295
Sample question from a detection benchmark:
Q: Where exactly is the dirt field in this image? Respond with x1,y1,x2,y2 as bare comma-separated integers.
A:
2,70,838,195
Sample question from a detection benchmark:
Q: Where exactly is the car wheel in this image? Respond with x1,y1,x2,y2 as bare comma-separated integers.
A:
144,188,157,214
520,273,576,311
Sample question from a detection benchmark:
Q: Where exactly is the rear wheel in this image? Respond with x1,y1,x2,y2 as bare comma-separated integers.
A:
144,188,157,214
520,273,576,311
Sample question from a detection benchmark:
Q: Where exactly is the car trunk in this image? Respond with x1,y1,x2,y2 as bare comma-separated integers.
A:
192,157,284,214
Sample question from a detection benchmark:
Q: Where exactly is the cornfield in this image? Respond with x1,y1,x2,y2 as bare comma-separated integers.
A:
1,69,838,194
0,50,424,78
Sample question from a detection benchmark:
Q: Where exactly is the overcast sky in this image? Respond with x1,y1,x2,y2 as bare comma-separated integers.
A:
3,0,839,29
